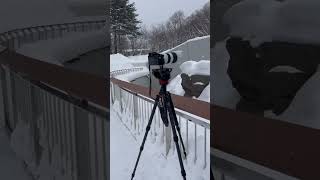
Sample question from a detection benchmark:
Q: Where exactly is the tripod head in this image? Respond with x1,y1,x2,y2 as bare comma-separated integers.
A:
152,66,172,85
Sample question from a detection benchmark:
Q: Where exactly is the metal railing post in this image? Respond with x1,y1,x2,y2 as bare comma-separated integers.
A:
119,87,123,112
133,95,138,130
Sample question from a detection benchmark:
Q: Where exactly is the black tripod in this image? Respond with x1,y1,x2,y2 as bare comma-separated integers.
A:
131,67,187,180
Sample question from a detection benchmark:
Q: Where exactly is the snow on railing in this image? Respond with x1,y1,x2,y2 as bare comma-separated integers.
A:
110,67,144,78
0,64,108,180
110,81,210,169
0,20,106,50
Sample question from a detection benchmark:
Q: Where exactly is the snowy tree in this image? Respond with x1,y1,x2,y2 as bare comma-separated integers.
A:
145,2,210,52
110,0,141,53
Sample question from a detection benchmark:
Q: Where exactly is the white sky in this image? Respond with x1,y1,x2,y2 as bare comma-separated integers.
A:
130,0,209,28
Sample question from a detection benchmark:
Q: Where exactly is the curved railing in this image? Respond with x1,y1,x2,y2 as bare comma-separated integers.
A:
0,19,106,50
0,47,108,180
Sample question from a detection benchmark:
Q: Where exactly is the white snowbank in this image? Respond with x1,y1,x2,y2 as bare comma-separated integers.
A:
127,54,148,65
17,29,107,65
167,60,210,102
180,60,210,76
116,67,149,82
110,53,135,71
110,53,149,82
224,0,320,46
162,35,210,53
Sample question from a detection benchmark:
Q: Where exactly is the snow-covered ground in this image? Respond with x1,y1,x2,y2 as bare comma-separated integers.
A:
17,28,107,66
0,128,33,180
110,53,149,82
111,100,210,180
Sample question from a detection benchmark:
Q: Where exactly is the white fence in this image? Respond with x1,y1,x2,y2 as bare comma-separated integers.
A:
0,63,108,180
0,20,106,50
110,67,144,78
110,81,210,169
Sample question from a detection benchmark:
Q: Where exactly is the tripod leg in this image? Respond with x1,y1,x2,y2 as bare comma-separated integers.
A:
166,94,187,180
166,92,187,157
131,95,160,180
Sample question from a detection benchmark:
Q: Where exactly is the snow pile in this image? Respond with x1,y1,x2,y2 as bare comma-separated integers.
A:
17,29,107,65
0,128,33,180
111,53,149,82
167,60,210,102
224,0,320,47
212,41,240,108
10,116,72,180
127,54,148,66
111,100,210,180
180,60,210,76
167,75,185,96
10,120,37,169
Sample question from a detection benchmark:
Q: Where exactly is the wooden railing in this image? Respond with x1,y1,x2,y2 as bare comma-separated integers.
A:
212,104,320,180
111,77,210,120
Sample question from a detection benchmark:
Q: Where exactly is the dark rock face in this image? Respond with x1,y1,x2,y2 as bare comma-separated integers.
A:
181,73,210,98
226,37,319,115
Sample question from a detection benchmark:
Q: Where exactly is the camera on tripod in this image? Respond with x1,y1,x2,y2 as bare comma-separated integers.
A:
147,51,181,83
131,51,187,180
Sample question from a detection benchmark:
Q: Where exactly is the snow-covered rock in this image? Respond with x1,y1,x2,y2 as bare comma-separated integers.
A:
168,60,210,102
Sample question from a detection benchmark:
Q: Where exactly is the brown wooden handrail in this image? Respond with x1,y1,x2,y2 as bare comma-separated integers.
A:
110,77,210,120
212,104,320,179
0,49,108,108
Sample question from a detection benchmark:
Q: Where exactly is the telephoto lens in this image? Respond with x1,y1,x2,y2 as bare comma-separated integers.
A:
148,51,182,66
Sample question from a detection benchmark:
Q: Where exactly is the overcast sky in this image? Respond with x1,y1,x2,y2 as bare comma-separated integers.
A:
130,0,209,28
